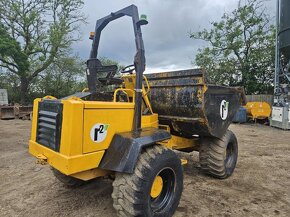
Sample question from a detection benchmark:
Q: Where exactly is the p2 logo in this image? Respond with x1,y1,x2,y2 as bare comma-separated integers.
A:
90,123,109,143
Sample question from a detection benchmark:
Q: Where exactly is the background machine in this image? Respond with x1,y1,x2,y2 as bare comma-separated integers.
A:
271,0,290,129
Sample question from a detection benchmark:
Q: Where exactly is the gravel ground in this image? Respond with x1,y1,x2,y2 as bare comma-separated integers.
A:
0,119,289,217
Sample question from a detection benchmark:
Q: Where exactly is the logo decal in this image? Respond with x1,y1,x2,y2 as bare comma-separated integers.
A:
220,100,229,120
90,123,109,143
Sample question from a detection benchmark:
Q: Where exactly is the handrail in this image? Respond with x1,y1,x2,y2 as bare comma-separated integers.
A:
113,88,135,103
82,88,89,92
43,95,57,100
143,75,150,96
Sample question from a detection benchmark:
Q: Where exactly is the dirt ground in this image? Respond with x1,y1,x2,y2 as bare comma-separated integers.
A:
0,119,290,217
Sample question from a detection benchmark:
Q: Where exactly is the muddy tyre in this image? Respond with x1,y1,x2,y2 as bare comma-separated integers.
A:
112,145,183,217
199,130,238,179
51,168,84,188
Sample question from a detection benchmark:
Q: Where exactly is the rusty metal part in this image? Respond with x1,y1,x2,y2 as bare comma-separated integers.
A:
180,159,188,165
0,106,15,120
18,106,33,119
146,69,242,139
36,154,48,165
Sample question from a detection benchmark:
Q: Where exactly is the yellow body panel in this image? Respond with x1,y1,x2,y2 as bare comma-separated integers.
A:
29,97,160,179
83,107,134,153
70,168,110,181
29,140,105,175
122,74,153,113
142,113,159,128
30,98,41,141
84,101,134,109
60,100,84,156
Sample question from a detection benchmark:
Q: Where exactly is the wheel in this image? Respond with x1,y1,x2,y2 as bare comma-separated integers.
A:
112,145,183,217
51,168,85,188
199,130,238,179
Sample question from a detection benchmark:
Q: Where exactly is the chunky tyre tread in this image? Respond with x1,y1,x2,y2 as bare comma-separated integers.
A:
199,130,238,179
112,149,153,216
112,145,182,217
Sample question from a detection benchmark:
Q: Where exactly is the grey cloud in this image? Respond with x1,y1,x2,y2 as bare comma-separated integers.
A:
73,0,275,71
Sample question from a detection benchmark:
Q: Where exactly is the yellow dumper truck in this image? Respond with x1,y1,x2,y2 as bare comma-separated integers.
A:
29,5,242,217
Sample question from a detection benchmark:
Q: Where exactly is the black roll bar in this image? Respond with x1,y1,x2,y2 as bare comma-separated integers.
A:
87,5,147,132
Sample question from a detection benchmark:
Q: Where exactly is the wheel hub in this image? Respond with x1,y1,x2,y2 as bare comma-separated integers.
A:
150,175,163,198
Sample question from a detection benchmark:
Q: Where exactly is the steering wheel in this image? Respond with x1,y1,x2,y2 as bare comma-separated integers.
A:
120,64,135,74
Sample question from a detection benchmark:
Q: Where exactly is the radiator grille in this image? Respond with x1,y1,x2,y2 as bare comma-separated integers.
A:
36,100,63,152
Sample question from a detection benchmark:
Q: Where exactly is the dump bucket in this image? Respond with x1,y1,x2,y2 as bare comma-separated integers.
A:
0,106,15,120
244,102,271,120
146,69,242,138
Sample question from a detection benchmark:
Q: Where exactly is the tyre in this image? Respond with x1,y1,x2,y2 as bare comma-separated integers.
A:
51,168,85,188
199,130,238,179
112,145,183,217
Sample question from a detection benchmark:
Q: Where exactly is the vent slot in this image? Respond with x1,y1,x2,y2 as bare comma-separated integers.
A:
36,101,63,152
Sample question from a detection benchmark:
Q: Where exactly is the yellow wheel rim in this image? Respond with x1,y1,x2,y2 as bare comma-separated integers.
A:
150,175,163,198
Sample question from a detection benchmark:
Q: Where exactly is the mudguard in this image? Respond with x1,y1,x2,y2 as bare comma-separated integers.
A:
99,127,171,173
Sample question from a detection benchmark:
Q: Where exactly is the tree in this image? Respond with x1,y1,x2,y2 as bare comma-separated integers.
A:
0,69,22,103
0,55,86,103
34,56,86,98
99,57,124,76
0,0,85,104
191,0,275,94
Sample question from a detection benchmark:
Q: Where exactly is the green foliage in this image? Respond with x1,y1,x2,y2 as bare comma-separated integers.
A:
0,1,123,104
0,0,86,104
33,56,86,99
0,24,30,74
191,0,275,94
0,55,86,103
99,57,124,77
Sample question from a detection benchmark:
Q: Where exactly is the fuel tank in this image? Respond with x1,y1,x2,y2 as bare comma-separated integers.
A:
244,102,271,120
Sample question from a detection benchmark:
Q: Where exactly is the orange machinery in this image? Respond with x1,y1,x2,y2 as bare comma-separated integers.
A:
244,102,271,120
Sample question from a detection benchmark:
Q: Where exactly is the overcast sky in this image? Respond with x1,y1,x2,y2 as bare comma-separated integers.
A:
73,0,275,73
